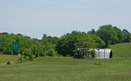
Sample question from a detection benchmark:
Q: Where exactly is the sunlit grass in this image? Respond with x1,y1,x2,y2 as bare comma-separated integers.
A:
0,43,131,81
0,57,131,81
0,54,18,64
110,43,131,58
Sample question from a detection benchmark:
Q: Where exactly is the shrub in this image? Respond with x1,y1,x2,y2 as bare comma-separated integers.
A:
7,61,11,65
29,54,34,61
18,57,24,63
47,49,57,56
94,61,102,65
23,49,34,61
90,49,96,58
35,53,39,58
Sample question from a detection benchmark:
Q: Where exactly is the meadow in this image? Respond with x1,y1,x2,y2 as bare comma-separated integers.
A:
0,43,131,81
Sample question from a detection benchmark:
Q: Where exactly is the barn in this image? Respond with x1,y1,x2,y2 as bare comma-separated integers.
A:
74,48,112,59
93,49,112,59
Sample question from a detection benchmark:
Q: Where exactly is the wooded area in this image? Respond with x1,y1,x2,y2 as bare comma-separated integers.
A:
0,25,131,60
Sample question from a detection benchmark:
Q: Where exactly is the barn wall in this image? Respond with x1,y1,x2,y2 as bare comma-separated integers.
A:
94,49,112,59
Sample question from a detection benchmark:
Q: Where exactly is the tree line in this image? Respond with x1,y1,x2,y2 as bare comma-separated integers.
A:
0,24,131,60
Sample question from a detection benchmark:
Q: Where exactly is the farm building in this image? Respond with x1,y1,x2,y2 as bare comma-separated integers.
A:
93,49,112,59
74,48,112,59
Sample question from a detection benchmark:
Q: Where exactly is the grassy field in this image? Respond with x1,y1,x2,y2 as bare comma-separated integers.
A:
0,54,18,64
0,43,131,81
110,43,131,58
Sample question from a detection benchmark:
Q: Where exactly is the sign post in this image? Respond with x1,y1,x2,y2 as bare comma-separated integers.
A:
12,40,20,55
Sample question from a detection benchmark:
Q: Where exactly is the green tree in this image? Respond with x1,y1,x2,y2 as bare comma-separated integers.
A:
97,25,118,47
90,35,105,48
38,47,44,56
47,49,57,56
40,36,58,56
88,29,96,34
113,27,124,43
23,49,33,61
32,45,38,58
55,31,104,56
90,49,96,58
0,32,13,54
123,29,131,42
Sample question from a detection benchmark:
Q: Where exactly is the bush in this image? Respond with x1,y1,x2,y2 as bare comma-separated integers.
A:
23,49,34,61
39,53,45,57
35,53,39,58
73,48,90,59
47,49,57,56
18,57,24,63
7,61,11,65
94,61,102,65
90,49,96,58
29,54,34,61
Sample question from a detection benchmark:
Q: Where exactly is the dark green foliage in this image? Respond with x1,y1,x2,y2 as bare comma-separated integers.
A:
29,54,34,61
39,36,59,56
38,47,44,56
90,49,96,58
88,29,96,34
90,35,105,48
97,25,118,47
0,24,130,58
42,34,47,39
96,24,128,47
31,45,38,57
7,61,11,65
122,29,131,42
18,57,24,63
22,49,34,61
74,48,96,59
0,33,13,54
56,31,105,56
0,32,59,60
74,48,90,58
47,49,57,56
113,27,124,43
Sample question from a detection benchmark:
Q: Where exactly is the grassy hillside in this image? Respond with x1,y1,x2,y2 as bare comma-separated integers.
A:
0,57,131,81
0,54,18,64
110,43,131,58
0,43,131,81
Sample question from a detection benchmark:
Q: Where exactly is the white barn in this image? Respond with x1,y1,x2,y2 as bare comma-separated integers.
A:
93,49,112,59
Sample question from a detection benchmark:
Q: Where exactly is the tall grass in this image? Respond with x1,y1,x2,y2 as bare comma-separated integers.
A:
0,57,131,81
110,43,131,58
0,54,18,64
0,43,131,81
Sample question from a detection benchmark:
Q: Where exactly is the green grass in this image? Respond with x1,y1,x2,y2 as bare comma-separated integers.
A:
110,43,131,58
0,43,131,81
0,54,18,64
0,57,131,81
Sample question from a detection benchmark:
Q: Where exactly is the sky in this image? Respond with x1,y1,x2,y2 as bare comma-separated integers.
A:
0,0,131,39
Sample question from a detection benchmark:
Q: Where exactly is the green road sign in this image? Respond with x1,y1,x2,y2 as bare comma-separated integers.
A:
12,41,19,51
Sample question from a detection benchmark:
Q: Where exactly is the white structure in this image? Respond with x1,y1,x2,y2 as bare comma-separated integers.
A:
94,49,112,59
